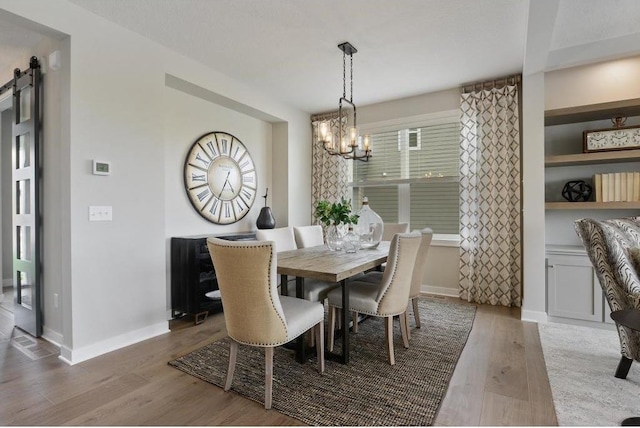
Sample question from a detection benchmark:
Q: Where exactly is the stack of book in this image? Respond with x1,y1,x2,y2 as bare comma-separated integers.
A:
593,172,640,202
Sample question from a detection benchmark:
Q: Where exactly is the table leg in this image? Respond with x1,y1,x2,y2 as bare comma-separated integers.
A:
341,278,349,364
280,274,288,296
295,277,307,363
325,279,350,364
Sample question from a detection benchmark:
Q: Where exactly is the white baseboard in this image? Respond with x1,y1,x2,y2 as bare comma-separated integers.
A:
521,309,548,323
422,285,459,298
42,326,64,347
58,321,170,365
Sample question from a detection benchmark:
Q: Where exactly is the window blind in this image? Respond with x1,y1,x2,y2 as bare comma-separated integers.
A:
350,119,460,234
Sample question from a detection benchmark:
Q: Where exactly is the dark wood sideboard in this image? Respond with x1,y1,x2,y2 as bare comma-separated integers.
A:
170,232,256,324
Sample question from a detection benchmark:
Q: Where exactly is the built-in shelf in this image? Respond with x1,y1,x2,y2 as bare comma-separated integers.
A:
545,149,640,167
545,98,640,126
545,201,640,210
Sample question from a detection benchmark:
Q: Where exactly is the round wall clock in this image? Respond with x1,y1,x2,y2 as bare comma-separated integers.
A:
184,131,257,224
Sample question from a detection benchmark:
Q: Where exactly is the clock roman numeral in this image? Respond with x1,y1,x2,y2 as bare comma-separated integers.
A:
221,139,228,154
241,188,252,200
243,175,254,183
239,160,251,170
236,198,246,211
195,152,210,168
224,202,231,218
196,188,211,203
191,173,206,182
209,197,220,214
206,141,218,157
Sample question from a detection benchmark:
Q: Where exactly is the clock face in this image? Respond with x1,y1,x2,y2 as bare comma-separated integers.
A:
184,132,257,224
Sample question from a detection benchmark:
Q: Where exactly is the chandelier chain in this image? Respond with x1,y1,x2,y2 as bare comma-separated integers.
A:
350,54,353,102
342,50,346,99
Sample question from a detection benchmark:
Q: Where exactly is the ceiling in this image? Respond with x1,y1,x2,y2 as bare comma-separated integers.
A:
3,0,640,114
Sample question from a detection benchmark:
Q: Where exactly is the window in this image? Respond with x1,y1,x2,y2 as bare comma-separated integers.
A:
350,112,460,236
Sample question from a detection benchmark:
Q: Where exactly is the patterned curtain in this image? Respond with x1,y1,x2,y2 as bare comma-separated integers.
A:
459,85,522,307
311,112,350,223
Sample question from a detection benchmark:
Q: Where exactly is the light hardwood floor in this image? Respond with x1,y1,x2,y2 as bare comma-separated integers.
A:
0,295,557,426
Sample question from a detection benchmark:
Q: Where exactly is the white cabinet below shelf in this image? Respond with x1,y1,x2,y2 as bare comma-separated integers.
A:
546,245,607,324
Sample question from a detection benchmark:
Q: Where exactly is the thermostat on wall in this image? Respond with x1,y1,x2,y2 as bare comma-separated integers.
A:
92,160,111,176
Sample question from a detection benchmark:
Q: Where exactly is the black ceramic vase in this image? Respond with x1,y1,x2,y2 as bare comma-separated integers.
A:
257,206,276,229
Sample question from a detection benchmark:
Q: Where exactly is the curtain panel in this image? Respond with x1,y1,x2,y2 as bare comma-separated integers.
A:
311,113,350,224
459,85,522,307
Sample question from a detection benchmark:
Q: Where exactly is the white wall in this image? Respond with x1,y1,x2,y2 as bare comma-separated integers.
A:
1,0,311,364
546,56,640,110
521,72,547,323
163,86,273,237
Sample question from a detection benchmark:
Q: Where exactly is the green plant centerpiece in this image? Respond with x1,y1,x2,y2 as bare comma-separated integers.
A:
314,198,359,251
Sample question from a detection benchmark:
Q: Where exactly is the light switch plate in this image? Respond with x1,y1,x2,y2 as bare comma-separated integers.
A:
89,206,112,221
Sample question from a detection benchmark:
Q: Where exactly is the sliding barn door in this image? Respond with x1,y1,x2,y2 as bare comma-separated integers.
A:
12,57,42,337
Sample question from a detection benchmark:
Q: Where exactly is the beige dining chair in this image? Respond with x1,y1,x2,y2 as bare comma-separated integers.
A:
293,225,324,248
206,237,325,410
256,226,338,347
382,222,410,240
356,228,433,338
326,232,422,365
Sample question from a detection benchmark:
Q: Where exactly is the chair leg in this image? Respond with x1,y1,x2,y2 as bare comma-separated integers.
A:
264,347,274,410
328,305,336,352
309,330,315,348
225,340,238,391
352,311,359,333
385,316,395,365
616,356,633,379
316,321,325,373
404,306,411,341
399,312,409,348
412,297,421,328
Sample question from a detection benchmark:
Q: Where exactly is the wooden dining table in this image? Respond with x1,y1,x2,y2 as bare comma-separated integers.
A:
277,241,390,364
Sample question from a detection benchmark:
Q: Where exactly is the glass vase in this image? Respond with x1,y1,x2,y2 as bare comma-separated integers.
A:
325,224,344,251
343,225,360,253
354,197,383,249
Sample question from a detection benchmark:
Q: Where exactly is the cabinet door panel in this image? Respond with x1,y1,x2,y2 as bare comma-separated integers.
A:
547,255,603,322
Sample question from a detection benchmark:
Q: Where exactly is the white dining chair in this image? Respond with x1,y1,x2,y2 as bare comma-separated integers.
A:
293,225,324,248
327,232,422,365
206,237,325,409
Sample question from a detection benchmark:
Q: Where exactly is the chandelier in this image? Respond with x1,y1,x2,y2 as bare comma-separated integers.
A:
317,42,372,162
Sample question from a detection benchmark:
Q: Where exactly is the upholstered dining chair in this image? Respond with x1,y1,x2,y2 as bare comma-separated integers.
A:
256,226,338,347
575,216,640,379
382,222,410,241
206,237,325,409
255,226,338,302
326,232,422,365
293,225,324,248
255,227,297,252
356,228,433,338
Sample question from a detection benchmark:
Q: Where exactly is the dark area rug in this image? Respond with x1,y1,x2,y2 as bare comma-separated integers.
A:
169,298,476,426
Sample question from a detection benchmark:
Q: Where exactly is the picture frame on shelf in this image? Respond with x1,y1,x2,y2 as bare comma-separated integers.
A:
583,116,640,153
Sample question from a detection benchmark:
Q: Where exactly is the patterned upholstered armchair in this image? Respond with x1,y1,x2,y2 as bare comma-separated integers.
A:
575,216,640,379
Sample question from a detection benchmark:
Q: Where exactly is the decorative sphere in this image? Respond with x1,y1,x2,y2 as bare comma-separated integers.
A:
561,180,593,202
